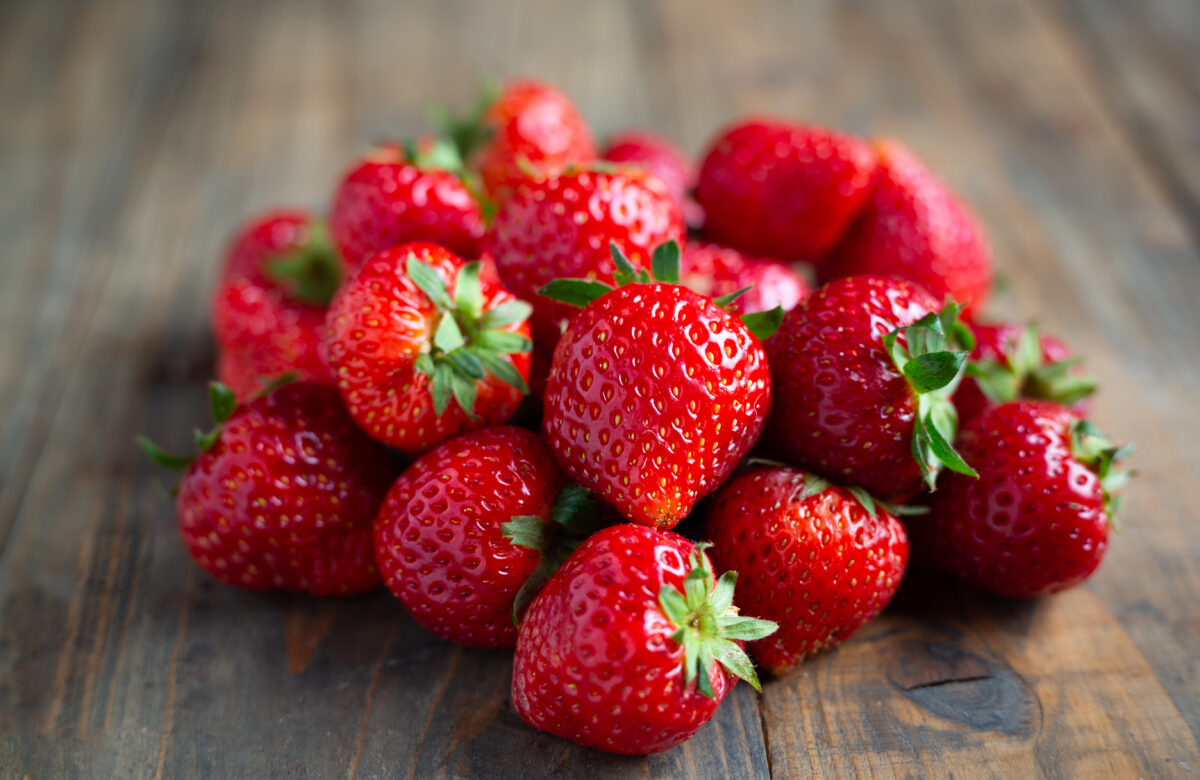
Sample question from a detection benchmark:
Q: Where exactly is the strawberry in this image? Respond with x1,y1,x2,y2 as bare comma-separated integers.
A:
766,275,978,499
374,426,604,648
911,401,1131,597
705,466,909,675
139,381,394,595
601,130,701,226
820,138,993,313
693,119,877,260
680,241,810,315
539,242,777,529
438,79,595,198
212,209,340,399
329,140,486,270
323,242,532,454
512,524,777,755
956,321,1095,425
486,166,685,391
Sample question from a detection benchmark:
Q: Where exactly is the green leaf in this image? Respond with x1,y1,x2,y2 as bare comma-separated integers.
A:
478,300,533,329
921,411,979,479
696,643,716,699
262,221,342,306
446,349,484,379
413,136,464,172
740,306,783,341
537,279,614,308
609,241,642,287
712,286,752,308
470,348,530,394
683,634,701,690
502,515,547,551
710,572,737,616
846,486,878,518
453,261,484,323
252,372,298,401
651,240,681,284
1010,323,1043,377
548,485,601,534
406,254,454,311
433,313,466,353
903,351,967,393
713,639,763,692
194,426,221,451
474,329,532,354
209,382,237,423
716,614,779,642
658,585,690,627
797,472,831,501
431,361,453,415
414,352,435,377
449,370,478,418
138,436,193,470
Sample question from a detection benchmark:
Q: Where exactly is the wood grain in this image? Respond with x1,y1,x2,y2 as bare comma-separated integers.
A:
1,0,1198,777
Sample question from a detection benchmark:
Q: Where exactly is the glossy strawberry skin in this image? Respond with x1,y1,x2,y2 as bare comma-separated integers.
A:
954,322,1087,424
705,466,908,675
694,119,877,260
821,139,992,313
911,401,1109,598
330,144,486,269
374,427,562,648
212,210,335,400
323,242,531,454
601,131,701,226
766,275,941,499
512,524,736,755
176,382,394,595
543,283,771,529
486,168,685,391
477,79,596,197
680,241,810,315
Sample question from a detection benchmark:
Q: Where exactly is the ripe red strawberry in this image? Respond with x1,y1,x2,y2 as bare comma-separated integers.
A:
438,79,595,198
766,275,978,499
694,119,877,260
213,210,341,400
706,466,909,675
540,242,776,529
323,242,532,454
329,140,486,270
512,524,777,755
374,426,606,648
140,381,394,595
955,321,1095,425
601,130,701,226
820,139,993,313
486,166,685,391
911,401,1130,597
680,241,810,315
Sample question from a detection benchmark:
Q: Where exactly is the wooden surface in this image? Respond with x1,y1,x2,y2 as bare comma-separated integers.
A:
2,0,1198,777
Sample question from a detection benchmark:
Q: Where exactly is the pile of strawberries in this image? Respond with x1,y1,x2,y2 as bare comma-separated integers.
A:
144,79,1131,755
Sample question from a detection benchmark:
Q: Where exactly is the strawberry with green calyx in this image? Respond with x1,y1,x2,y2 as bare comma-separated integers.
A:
539,240,777,528
323,242,532,454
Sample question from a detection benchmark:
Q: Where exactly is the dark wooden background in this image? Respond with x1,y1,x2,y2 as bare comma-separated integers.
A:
2,0,1199,776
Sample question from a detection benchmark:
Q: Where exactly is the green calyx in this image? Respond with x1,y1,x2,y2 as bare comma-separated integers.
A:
408,254,532,419
264,220,342,306
501,485,607,624
1070,420,1134,526
657,544,778,699
537,240,784,341
429,80,499,162
793,472,928,518
966,324,1098,407
882,301,979,490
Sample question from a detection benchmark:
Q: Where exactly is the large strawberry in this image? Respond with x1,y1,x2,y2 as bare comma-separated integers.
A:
911,401,1130,597
693,118,877,260
956,321,1095,425
374,426,604,648
820,138,993,313
766,275,977,499
601,130,701,226
437,79,595,198
212,209,340,399
323,242,531,454
512,524,777,755
140,381,394,595
680,241,810,315
539,242,777,528
706,465,909,674
329,140,486,270
486,166,685,391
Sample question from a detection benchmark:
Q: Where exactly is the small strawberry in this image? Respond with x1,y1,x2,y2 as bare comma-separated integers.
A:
329,140,486,270
374,426,604,648
706,466,909,675
512,524,777,755
486,166,685,391
139,381,394,595
680,241,810,315
601,130,701,226
694,119,877,260
212,209,341,399
437,79,596,198
766,275,978,499
539,242,777,529
820,138,993,313
911,401,1131,598
323,242,532,454
956,321,1095,425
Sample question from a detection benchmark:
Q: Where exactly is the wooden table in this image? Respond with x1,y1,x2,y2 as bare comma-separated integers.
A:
2,0,1198,776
